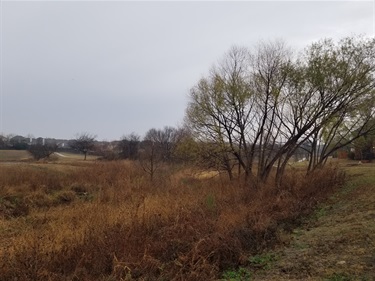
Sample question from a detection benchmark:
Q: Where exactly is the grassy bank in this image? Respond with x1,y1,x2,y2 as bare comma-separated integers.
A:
250,162,375,281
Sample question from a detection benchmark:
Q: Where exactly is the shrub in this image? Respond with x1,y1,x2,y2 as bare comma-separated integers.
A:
0,195,29,218
27,144,57,160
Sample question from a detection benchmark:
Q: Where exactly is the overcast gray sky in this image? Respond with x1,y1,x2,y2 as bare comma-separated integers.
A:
1,1,374,140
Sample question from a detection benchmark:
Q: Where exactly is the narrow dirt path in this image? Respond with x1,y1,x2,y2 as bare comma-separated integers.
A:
252,164,375,281
54,152,68,157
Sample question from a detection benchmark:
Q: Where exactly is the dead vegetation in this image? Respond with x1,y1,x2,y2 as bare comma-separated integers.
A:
0,160,346,280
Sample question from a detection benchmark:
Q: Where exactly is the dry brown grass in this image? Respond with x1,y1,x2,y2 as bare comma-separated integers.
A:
0,160,345,280
0,150,32,161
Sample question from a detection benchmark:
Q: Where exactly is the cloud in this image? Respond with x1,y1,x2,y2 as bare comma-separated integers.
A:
1,1,373,140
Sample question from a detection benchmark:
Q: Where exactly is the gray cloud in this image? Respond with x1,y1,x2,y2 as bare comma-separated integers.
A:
1,1,374,140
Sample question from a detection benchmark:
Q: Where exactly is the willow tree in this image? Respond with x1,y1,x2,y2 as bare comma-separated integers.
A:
186,46,255,180
186,36,375,186
186,43,293,182
260,37,375,181
300,37,375,171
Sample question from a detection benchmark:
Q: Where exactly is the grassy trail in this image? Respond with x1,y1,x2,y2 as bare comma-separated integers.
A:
251,163,375,281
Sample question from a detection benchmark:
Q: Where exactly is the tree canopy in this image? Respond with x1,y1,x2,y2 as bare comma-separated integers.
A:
186,36,375,185
70,133,97,160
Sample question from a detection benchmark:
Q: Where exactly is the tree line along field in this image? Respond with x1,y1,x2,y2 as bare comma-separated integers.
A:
0,156,351,281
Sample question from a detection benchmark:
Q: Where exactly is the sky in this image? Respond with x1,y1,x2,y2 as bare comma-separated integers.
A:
0,1,374,141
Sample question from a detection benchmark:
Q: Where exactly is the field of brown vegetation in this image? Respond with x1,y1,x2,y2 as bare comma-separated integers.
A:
0,157,346,280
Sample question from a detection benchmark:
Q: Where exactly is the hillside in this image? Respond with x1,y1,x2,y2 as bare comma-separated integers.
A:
251,163,375,281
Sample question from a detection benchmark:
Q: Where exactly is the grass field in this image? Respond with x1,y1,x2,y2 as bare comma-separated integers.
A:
0,150,31,161
0,149,98,162
0,158,370,280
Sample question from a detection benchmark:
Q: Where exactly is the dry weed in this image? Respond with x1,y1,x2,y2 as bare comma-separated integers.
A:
0,161,345,280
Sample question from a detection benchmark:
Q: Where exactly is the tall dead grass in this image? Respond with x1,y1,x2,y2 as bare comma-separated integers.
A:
0,161,345,280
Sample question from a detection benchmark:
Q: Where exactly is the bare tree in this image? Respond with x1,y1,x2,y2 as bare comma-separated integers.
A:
70,133,97,160
118,133,140,160
197,141,235,180
139,126,186,181
139,130,163,181
249,40,293,182
144,126,183,162
0,135,6,149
